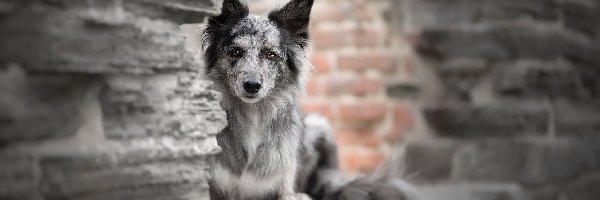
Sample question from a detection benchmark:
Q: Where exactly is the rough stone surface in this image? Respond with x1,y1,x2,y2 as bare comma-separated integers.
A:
404,0,600,38
417,24,600,66
404,139,462,182
432,59,490,101
563,172,600,200
424,106,549,138
417,183,525,200
0,65,97,145
493,60,599,100
386,83,420,99
0,0,223,199
101,74,226,139
0,0,214,74
41,154,211,200
397,0,600,199
404,0,559,28
555,104,600,136
0,156,39,198
451,140,598,186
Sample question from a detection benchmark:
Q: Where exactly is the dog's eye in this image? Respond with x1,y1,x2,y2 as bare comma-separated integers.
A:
228,48,244,58
265,51,277,60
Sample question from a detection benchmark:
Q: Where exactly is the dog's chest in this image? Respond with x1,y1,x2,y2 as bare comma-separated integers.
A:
213,161,284,197
244,122,263,162
212,123,285,196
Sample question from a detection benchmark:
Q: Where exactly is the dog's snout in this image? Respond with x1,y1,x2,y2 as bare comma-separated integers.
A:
243,81,262,94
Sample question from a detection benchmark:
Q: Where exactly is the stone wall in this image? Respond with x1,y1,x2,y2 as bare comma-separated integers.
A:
0,0,225,199
392,0,600,199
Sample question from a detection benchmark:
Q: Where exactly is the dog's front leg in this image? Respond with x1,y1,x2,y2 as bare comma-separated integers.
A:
245,135,302,200
280,168,313,200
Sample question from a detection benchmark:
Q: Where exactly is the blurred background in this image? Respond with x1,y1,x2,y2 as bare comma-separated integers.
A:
252,0,600,199
249,0,419,173
2,0,600,199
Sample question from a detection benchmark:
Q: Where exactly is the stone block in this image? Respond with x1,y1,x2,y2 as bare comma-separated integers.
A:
416,24,600,66
405,0,600,38
0,0,208,74
386,83,420,99
423,106,549,138
0,156,39,198
452,140,598,186
404,0,560,28
555,104,600,136
100,74,227,139
434,59,490,101
39,137,217,200
525,187,560,200
0,65,98,146
561,0,600,38
494,60,600,100
563,172,600,200
417,183,525,200
404,139,462,182
123,0,219,24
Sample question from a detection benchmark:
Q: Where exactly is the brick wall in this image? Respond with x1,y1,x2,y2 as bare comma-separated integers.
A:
252,0,600,199
250,0,421,173
0,0,225,199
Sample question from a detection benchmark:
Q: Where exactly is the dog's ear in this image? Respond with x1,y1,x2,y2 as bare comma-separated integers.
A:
269,0,315,41
212,0,249,24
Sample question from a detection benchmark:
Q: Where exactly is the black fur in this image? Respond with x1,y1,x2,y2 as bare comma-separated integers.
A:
269,0,315,43
203,0,250,72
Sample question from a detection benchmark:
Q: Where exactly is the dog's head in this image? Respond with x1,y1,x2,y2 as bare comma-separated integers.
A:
203,0,314,104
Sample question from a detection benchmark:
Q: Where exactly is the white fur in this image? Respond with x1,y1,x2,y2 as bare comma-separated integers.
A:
212,163,284,197
243,113,260,162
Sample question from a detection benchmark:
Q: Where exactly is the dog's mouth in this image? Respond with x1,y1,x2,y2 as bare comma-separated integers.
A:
244,94,257,99
239,94,261,103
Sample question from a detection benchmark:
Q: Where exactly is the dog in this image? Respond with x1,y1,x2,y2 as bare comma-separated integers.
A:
202,0,314,199
202,0,419,199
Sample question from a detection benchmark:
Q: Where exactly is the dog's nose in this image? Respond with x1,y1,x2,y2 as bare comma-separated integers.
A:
243,81,262,94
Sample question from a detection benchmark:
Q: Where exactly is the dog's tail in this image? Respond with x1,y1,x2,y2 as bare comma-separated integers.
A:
327,146,419,200
299,114,419,200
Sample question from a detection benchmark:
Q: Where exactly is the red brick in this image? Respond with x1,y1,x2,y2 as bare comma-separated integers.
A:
339,102,386,123
402,54,417,76
334,128,380,148
312,28,352,49
387,103,414,140
311,6,344,22
338,54,395,72
353,2,375,21
312,27,383,49
305,77,321,96
354,29,378,47
403,31,420,47
339,148,384,172
311,53,331,74
301,100,332,119
326,76,382,96
312,2,374,22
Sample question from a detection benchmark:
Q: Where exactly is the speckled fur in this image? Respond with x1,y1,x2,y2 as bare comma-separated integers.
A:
203,1,419,200
202,0,314,199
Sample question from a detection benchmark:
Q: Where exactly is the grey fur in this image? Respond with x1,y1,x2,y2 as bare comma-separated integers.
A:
203,1,419,200
203,0,314,199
